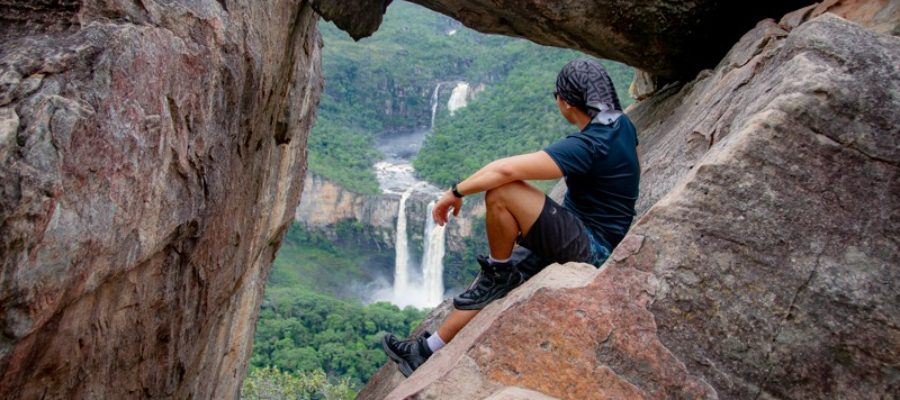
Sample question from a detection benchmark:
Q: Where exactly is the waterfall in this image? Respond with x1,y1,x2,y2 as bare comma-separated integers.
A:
430,83,443,130
421,201,446,306
393,188,414,299
447,82,470,116
371,82,449,308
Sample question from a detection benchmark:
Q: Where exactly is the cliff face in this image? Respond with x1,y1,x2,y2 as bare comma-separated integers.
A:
295,172,484,286
296,172,398,247
0,1,322,399
358,3,899,399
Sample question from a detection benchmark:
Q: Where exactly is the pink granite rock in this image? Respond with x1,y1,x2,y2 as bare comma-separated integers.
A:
0,1,322,398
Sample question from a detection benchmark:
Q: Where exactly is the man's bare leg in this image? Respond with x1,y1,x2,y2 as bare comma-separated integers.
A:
437,181,545,343
437,309,479,342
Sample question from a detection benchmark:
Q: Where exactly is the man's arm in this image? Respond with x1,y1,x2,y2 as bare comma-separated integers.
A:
456,151,563,195
432,151,562,226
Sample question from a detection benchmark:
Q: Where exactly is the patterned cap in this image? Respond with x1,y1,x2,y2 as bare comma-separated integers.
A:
555,59,621,117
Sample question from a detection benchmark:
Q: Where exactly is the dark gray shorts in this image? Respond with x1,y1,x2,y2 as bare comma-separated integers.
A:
516,195,596,265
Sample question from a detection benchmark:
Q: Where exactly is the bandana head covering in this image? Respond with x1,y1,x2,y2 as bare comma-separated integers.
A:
555,59,622,118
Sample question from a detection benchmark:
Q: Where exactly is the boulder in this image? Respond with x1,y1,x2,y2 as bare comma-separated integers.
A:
311,0,394,40
360,12,899,400
0,1,322,399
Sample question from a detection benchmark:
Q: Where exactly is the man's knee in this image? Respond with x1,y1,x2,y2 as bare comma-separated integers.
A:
485,181,526,207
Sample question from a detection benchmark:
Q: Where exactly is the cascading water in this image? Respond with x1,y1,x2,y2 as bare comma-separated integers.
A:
430,83,443,129
447,82,470,116
392,187,414,299
371,82,449,308
421,201,446,306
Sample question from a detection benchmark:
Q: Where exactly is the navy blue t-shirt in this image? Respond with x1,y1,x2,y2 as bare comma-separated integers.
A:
543,115,640,249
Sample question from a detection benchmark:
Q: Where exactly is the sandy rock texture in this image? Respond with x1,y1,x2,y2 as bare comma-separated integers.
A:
295,172,399,245
403,0,816,80
359,10,899,400
0,1,322,399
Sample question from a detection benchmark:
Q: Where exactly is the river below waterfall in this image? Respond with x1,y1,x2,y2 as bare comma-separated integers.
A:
373,128,439,195
368,84,455,308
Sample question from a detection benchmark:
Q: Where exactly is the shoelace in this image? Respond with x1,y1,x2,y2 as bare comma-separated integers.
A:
461,269,499,299
393,337,419,355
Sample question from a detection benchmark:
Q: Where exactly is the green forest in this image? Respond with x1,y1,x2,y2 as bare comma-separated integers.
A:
248,1,636,397
307,1,633,194
415,55,633,187
247,223,427,392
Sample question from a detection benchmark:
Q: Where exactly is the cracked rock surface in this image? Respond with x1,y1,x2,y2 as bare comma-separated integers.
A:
360,11,899,400
0,1,322,398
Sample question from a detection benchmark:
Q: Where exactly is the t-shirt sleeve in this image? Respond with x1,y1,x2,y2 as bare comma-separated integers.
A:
544,135,597,176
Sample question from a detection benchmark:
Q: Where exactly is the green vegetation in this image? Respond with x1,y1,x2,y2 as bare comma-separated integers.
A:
310,1,508,194
241,367,356,400
249,286,426,388
309,1,634,194
241,367,355,400
414,52,634,188
247,222,428,391
268,222,389,296
307,120,381,194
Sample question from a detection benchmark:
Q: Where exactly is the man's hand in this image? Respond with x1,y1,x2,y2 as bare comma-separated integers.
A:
432,190,462,226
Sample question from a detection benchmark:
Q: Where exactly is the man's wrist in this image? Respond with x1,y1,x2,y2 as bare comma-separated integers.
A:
451,182,464,198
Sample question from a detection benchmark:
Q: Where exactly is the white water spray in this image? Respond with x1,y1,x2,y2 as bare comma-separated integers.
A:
430,83,443,130
447,82,470,116
370,82,449,308
392,188,414,299
421,201,446,306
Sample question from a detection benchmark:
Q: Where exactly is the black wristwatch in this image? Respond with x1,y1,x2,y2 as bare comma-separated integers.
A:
451,182,464,198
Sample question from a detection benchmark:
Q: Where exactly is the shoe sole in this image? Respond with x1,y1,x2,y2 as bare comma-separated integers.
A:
381,335,414,377
453,284,519,310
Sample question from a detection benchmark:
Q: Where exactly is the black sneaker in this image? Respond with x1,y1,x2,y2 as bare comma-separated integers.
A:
453,256,524,310
381,331,433,377
514,251,550,281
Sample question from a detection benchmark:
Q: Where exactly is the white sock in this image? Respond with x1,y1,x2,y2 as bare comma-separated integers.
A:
426,332,446,353
488,255,512,264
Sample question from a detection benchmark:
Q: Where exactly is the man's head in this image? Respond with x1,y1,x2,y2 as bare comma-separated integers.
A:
555,59,621,119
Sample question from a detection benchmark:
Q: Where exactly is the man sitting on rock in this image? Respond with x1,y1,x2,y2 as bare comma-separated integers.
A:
382,59,641,377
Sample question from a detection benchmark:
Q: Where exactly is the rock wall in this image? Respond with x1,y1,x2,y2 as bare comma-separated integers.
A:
0,1,322,399
296,172,399,247
359,7,899,400
295,171,485,287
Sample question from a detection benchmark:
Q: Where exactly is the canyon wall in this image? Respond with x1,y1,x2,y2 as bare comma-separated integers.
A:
295,172,485,289
296,172,399,247
358,2,899,399
0,1,322,398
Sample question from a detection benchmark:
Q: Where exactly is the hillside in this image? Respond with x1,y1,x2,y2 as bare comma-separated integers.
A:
309,1,633,193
